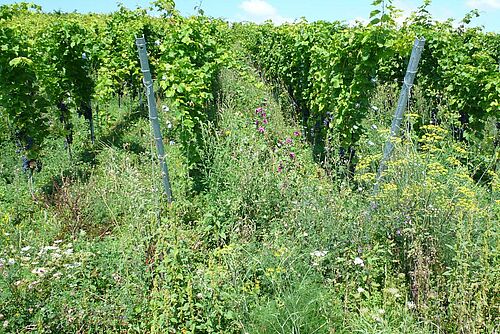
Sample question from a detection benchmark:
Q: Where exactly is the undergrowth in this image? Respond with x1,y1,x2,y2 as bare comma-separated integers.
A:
0,67,498,333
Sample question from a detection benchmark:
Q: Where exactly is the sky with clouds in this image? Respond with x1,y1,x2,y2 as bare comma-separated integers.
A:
0,0,498,31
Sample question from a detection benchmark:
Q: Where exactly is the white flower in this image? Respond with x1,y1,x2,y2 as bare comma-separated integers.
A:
3,320,8,328
162,105,170,112
155,39,161,46
169,140,175,146
406,301,416,309
354,257,364,267
310,250,328,258
357,287,365,293
166,120,173,129
21,246,31,252
371,124,378,130
14,280,22,286
8,258,15,265
28,280,39,289
41,246,59,253
31,267,47,276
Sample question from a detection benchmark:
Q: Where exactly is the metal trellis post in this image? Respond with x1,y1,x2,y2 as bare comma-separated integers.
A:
374,37,426,193
135,36,173,203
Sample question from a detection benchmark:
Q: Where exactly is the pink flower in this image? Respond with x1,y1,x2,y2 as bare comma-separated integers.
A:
263,118,268,124
255,107,263,114
293,131,300,137
262,112,267,118
285,138,293,144
258,126,265,133
289,152,296,159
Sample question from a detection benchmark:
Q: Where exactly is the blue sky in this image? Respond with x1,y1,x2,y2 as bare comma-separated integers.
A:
0,0,498,31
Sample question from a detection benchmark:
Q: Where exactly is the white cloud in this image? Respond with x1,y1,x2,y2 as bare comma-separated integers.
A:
240,0,276,17
466,0,500,9
238,0,292,24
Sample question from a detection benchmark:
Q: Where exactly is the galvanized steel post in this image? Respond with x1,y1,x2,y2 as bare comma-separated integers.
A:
136,36,173,203
374,37,425,193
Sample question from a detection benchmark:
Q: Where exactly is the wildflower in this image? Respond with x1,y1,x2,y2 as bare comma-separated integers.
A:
7,259,15,265
255,107,263,114
155,39,161,46
406,301,416,309
371,124,378,130
289,152,296,159
169,140,175,146
255,120,259,126
166,120,172,129
261,112,267,118
162,105,170,112
3,320,8,329
285,138,293,144
310,250,328,257
354,257,364,267
357,287,365,293
262,118,268,124
14,280,22,286
293,131,300,137
28,281,39,290
21,246,31,252
31,268,48,276
258,127,265,133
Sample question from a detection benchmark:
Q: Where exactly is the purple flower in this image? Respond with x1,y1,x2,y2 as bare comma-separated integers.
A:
255,120,259,126
258,126,265,133
289,152,296,159
293,131,300,137
261,112,267,118
285,138,293,144
255,107,263,114
263,118,268,125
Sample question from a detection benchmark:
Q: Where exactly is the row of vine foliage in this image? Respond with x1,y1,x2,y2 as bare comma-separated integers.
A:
237,1,499,172
0,2,231,170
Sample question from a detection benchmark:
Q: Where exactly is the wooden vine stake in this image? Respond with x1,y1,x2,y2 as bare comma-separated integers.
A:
374,37,425,193
135,36,173,203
